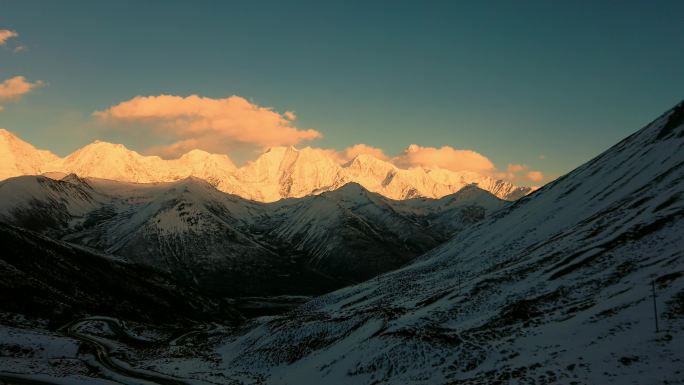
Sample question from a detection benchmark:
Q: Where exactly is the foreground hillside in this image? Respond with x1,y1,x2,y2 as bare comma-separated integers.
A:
139,102,684,383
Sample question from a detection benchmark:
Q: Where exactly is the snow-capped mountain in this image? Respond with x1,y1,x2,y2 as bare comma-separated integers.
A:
218,146,530,201
218,146,343,201
260,182,504,282
169,102,684,384
42,140,236,185
0,174,103,236
0,128,59,181
0,173,503,297
0,130,531,201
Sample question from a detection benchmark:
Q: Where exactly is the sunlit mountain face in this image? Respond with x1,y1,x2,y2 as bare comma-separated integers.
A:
2,1,684,383
0,129,532,202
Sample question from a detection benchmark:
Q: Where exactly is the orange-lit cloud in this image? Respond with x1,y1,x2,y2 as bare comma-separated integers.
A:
391,144,495,172
526,170,544,182
497,163,545,184
0,76,45,111
299,144,388,165
507,163,526,173
94,95,321,157
330,143,389,163
0,76,44,101
0,30,18,45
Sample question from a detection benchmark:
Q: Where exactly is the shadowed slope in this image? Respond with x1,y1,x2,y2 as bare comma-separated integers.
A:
201,102,684,384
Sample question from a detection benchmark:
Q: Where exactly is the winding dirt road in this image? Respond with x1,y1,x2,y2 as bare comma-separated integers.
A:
1,317,209,385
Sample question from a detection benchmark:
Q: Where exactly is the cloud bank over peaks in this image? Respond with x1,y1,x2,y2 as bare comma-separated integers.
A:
93,94,322,158
92,94,544,184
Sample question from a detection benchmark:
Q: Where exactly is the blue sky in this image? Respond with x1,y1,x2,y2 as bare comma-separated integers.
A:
1,0,683,183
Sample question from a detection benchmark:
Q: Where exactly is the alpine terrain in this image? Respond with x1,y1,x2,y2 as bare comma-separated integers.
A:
0,172,504,298
0,101,682,385
0,129,532,202
172,101,681,384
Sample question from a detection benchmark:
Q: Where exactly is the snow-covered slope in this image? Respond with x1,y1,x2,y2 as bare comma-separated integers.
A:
63,177,306,296
0,174,104,236
0,128,59,180
263,183,504,282
0,174,503,297
0,130,530,201
179,102,684,384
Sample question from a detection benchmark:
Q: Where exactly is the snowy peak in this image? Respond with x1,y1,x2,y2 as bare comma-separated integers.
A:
42,139,237,185
226,145,341,201
177,149,236,170
0,128,60,180
0,130,532,202
342,154,397,184
45,140,163,183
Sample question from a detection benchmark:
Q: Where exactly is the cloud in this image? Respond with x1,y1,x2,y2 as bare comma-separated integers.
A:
507,163,526,173
391,144,495,172
0,29,18,45
333,144,388,163
293,144,388,165
526,170,544,182
329,144,545,185
0,76,45,101
91,94,545,185
94,94,322,157
497,163,545,184
0,76,45,110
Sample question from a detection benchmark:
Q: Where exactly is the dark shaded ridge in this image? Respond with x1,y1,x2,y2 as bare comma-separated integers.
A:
0,223,241,328
657,101,684,139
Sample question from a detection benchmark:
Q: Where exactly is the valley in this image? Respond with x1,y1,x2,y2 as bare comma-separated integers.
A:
0,102,682,384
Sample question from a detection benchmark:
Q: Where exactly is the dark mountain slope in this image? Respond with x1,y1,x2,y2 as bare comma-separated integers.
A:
0,177,503,297
195,102,684,384
0,223,239,327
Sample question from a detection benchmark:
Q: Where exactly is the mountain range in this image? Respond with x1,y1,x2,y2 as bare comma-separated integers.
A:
0,101,682,384
192,101,684,384
0,172,504,298
0,128,532,202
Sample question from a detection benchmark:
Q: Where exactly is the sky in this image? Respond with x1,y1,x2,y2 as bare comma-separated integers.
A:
1,0,683,185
